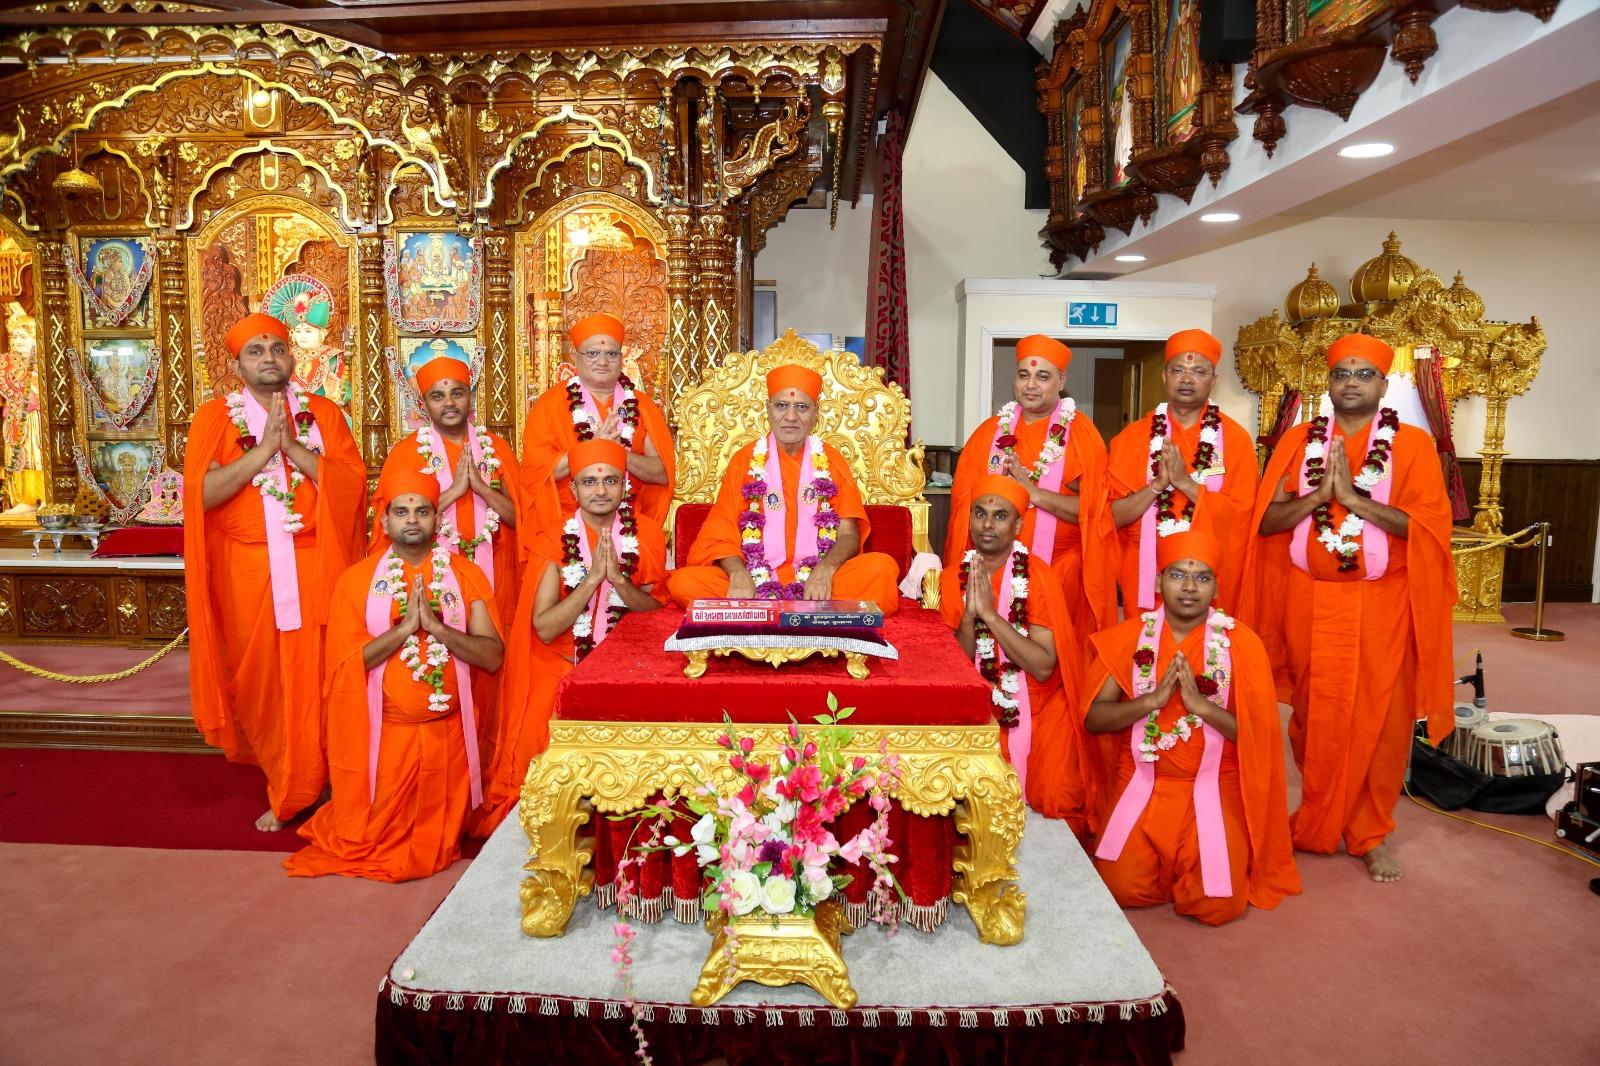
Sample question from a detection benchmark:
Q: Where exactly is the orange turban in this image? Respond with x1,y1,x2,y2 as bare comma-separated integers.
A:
568,438,628,476
1016,334,1071,372
1165,329,1222,365
375,465,440,510
223,313,289,358
570,313,625,349
972,474,1030,517
766,364,824,401
1157,530,1222,573
1327,333,1394,375
414,357,471,396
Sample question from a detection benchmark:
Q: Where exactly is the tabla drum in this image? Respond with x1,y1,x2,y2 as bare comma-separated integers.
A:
1463,718,1565,778
1442,703,1486,759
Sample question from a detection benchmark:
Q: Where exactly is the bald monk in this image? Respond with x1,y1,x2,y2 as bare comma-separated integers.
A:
520,312,674,538
667,364,901,611
374,356,524,626
472,439,667,833
1085,532,1299,925
1242,334,1456,883
940,475,1097,835
184,312,367,831
945,334,1119,637
285,469,503,882
1108,329,1258,613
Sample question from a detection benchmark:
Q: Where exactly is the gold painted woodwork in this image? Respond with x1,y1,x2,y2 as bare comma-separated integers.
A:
1234,232,1546,623
518,721,1027,945
681,645,872,680
669,330,936,586
691,899,857,1010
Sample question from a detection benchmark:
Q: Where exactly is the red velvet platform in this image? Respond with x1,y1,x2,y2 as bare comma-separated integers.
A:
91,525,184,557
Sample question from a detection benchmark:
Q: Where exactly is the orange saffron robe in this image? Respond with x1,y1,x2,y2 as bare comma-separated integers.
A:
1082,616,1300,925
945,409,1120,636
372,428,527,625
1107,408,1259,613
938,552,1096,836
1240,418,1456,857
667,438,901,612
284,551,501,882
182,392,367,821
519,382,675,541
470,517,668,836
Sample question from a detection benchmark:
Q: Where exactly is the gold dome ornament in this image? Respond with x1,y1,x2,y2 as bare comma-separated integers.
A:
1285,263,1340,321
1442,271,1486,324
52,165,103,197
1350,232,1420,305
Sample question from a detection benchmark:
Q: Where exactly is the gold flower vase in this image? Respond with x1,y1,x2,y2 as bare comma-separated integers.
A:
689,898,857,1009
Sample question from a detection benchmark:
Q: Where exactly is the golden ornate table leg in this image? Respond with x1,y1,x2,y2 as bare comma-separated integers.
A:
690,900,858,1010
518,754,598,938
948,760,1028,946
843,651,869,680
682,649,710,678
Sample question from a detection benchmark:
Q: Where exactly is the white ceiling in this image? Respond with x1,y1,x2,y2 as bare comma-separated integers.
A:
1295,82,1600,224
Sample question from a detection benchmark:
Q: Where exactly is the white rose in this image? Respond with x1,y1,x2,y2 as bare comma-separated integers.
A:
803,866,833,903
759,875,797,915
726,870,762,916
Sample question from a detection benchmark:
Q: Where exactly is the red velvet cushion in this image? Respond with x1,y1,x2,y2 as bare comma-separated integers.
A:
92,526,185,557
673,502,914,579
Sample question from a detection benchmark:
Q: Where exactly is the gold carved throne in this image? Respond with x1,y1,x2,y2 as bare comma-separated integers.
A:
669,329,940,607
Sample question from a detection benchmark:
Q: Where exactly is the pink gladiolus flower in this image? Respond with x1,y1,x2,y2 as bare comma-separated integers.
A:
783,746,797,765
747,761,771,784
788,722,801,742
717,733,733,748
852,755,867,771
739,736,754,754
729,754,745,772
838,835,865,864
803,741,817,760
737,783,756,806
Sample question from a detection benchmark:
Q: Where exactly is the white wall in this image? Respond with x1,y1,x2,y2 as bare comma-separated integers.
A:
757,72,1051,446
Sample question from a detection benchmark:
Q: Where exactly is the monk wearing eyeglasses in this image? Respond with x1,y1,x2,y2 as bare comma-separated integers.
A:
1107,330,1258,614
1240,334,1456,883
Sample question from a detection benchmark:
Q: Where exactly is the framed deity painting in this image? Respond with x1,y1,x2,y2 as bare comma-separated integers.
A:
90,439,157,511
75,236,154,331
1104,17,1136,189
1160,0,1203,145
388,230,481,334
82,337,160,436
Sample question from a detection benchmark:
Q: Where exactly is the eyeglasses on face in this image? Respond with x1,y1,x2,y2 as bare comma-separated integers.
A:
1329,368,1382,382
575,475,624,489
768,401,815,416
1164,364,1213,380
579,349,622,363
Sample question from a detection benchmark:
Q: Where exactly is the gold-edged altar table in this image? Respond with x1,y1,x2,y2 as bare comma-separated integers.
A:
517,607,1027,946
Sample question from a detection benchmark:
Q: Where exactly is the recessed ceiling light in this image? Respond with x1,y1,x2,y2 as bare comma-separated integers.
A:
1199,212,1240,223
1114,254,1146,263
1339,142,1395,159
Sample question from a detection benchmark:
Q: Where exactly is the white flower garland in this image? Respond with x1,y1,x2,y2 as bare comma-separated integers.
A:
992,398,1076,483
375,540,456,713
415,424,502,555
739,434,836,596
1304,408,1399,564
568,376,638,449
1149,402,1222,537
225,380,318,535
1131,609,1234,763
961,541,1030,726
560,513,641,658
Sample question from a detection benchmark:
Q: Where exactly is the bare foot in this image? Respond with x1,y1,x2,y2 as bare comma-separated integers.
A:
1361,843,1402,883
255,809,286,832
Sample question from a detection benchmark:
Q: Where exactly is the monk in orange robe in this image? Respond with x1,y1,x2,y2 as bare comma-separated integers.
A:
944,334,1119,637
520,312,675,539
285,468,503,882
939,475,1097,835
667,364,901,611
472,439,667,834
1108,329,1258,614
374,356,524,627
1084,532,1300,925
1242,334,1456,883
184,312,367,832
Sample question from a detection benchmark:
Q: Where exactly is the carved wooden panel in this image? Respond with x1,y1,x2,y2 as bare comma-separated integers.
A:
19,575,111,637
146,579,188,637
0,574,16,638
565,247,669,406
1,569,186,643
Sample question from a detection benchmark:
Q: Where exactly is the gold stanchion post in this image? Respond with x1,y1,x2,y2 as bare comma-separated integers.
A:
1511,522,1565,642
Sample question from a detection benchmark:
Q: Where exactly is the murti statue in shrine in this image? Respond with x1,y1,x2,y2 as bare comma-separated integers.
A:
263,274,351,411
0,302,45,513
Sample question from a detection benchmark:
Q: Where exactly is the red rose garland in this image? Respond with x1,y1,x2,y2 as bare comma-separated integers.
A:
1149,403,1221,532
559,502,640,662
959,545,1030,729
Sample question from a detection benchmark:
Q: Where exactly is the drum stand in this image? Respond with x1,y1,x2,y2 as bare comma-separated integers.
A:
1511,521,1565,642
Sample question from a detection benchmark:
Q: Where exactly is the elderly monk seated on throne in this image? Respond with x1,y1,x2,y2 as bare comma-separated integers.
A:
667,364,901,612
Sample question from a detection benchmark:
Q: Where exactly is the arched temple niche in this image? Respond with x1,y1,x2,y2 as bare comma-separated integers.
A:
0,219,44,514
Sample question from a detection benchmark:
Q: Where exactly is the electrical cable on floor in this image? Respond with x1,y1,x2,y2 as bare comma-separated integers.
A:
1403,783,1600,869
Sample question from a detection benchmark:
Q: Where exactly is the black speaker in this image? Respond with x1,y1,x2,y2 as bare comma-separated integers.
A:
1198,0,1257,65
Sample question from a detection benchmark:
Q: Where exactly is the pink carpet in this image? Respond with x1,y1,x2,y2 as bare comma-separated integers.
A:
0,643,191,714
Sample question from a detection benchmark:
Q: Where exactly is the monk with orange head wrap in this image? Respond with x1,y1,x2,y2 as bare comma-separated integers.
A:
1108,329,1258,613
471,438,667,835
183,312,367,832
520,312,675,540
1083,531,1299,925
944,334,1119,638
375,356,524,631
667,364,901,611
939,474,1096,834
285,466,503,882
1241,333,1456,883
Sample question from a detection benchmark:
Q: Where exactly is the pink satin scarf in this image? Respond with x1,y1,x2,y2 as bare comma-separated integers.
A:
1289,432,1393,579
362,551,483,808
240,389,324,632
1137,415,1225,611
1094,607,1233,898
760,433,821,570
575,514,624,644
983,555,1035,795
987,403,1069,562
424,424,496,590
